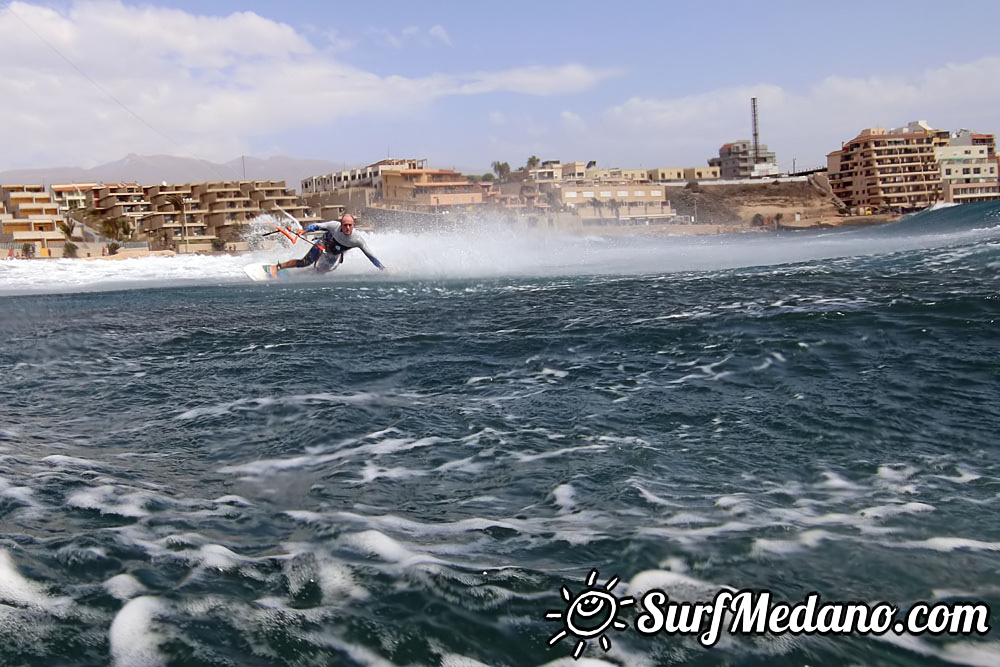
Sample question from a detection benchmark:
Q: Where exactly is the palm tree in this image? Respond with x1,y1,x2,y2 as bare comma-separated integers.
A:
57,218,76,240
607,199,620,219
166,194,187,253
58,218,78,258
491,161,511,183
526,155,540,171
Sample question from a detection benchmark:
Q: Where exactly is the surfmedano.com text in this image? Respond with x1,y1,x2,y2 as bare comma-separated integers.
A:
635,589,991,647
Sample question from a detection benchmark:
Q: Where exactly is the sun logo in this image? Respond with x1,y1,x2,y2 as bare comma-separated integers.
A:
545,569,634,659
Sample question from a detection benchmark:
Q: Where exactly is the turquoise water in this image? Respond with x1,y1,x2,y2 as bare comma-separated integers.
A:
1,204,998,666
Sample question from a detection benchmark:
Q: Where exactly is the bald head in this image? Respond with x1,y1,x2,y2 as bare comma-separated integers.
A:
340,214,355,235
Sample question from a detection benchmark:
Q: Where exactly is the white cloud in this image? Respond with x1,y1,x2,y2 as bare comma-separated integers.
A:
597,57,1000,167
0,1,618,168
368,24,453,49
428,25,452,46
455,64,622,97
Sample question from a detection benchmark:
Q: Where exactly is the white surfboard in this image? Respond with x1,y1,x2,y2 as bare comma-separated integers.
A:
243,263,280,282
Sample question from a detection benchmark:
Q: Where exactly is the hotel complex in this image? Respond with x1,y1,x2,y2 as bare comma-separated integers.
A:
826,121,999,213
2,118,1000,257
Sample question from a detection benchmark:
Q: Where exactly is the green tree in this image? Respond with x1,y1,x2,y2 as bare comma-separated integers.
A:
166,194,188,253
526,155,540,171
481,173,495,182
57,219,76,240
101,217,132,242
491,161,511,183
607,199,620,219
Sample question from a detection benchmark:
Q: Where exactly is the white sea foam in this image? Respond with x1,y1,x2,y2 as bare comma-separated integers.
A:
342,529,447,566
909,537,1000,552
631,482,681,507
935,467,982,483
551,483,576,514
219,432,440,477
109,596,167,667
0,477,35,506
103,573,147,601
625,568,733,601
511,443,608,463
41,454,104,469
0,550,71,614
856,501,935,521
65,485,152,518
752,530,833,556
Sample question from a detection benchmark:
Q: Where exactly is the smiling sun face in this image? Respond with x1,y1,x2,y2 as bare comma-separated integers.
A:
546,569,634,659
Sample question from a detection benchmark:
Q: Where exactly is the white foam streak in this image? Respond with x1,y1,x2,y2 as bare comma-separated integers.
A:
3,218,998,296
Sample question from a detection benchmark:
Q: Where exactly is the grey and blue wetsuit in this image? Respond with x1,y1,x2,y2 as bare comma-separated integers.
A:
292,221,385,273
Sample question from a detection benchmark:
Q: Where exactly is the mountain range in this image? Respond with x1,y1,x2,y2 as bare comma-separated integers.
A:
0,154,345,191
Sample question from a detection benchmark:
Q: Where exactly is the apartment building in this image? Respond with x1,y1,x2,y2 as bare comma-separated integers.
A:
590,168,649,182
556,182,675,221
381,167,483,211
88,183,152,234
51,183,98,214
301,158,428,198
937,130,1000,204
827,121,954,213
709,140,779,179
646,167,721,181
141,180,308,252
0,185,63,257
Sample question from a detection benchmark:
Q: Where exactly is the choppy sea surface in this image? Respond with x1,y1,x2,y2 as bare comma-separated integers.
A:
1,204,999,666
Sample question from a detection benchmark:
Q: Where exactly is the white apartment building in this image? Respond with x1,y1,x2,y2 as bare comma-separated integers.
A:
937,130,999,203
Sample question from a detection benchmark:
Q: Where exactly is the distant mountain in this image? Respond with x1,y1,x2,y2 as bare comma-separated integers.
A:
0,154,345,192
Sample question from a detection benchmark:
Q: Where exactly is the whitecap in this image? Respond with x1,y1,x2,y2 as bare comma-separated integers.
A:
108,596,167,667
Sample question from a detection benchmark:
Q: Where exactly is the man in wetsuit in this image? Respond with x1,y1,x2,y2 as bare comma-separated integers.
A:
270,213,386,276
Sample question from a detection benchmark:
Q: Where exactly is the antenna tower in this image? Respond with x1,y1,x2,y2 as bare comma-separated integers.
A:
751,97,760,164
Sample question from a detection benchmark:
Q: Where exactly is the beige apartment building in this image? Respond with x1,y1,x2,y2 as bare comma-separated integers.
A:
88,183,152,235
825,121,995,213
381,167,483,211
141,180,308,252
301,158,428,197
0,185,63,257
556,182,676,222
647,166,722,181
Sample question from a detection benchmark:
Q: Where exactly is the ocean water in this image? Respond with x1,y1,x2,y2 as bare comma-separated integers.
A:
1,204,998,666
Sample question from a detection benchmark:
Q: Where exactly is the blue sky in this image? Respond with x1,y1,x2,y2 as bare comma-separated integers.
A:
3,0,1000,175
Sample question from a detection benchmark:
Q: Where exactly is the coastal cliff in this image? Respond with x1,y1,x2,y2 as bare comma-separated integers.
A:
665,175,897,230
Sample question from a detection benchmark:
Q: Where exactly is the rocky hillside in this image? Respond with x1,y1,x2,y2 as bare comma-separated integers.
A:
667,176,843,227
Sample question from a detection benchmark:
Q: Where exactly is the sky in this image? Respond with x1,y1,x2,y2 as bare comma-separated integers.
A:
2,0,1000,176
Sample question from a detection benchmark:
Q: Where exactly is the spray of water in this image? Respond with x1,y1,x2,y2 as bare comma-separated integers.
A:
1,207,998,296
